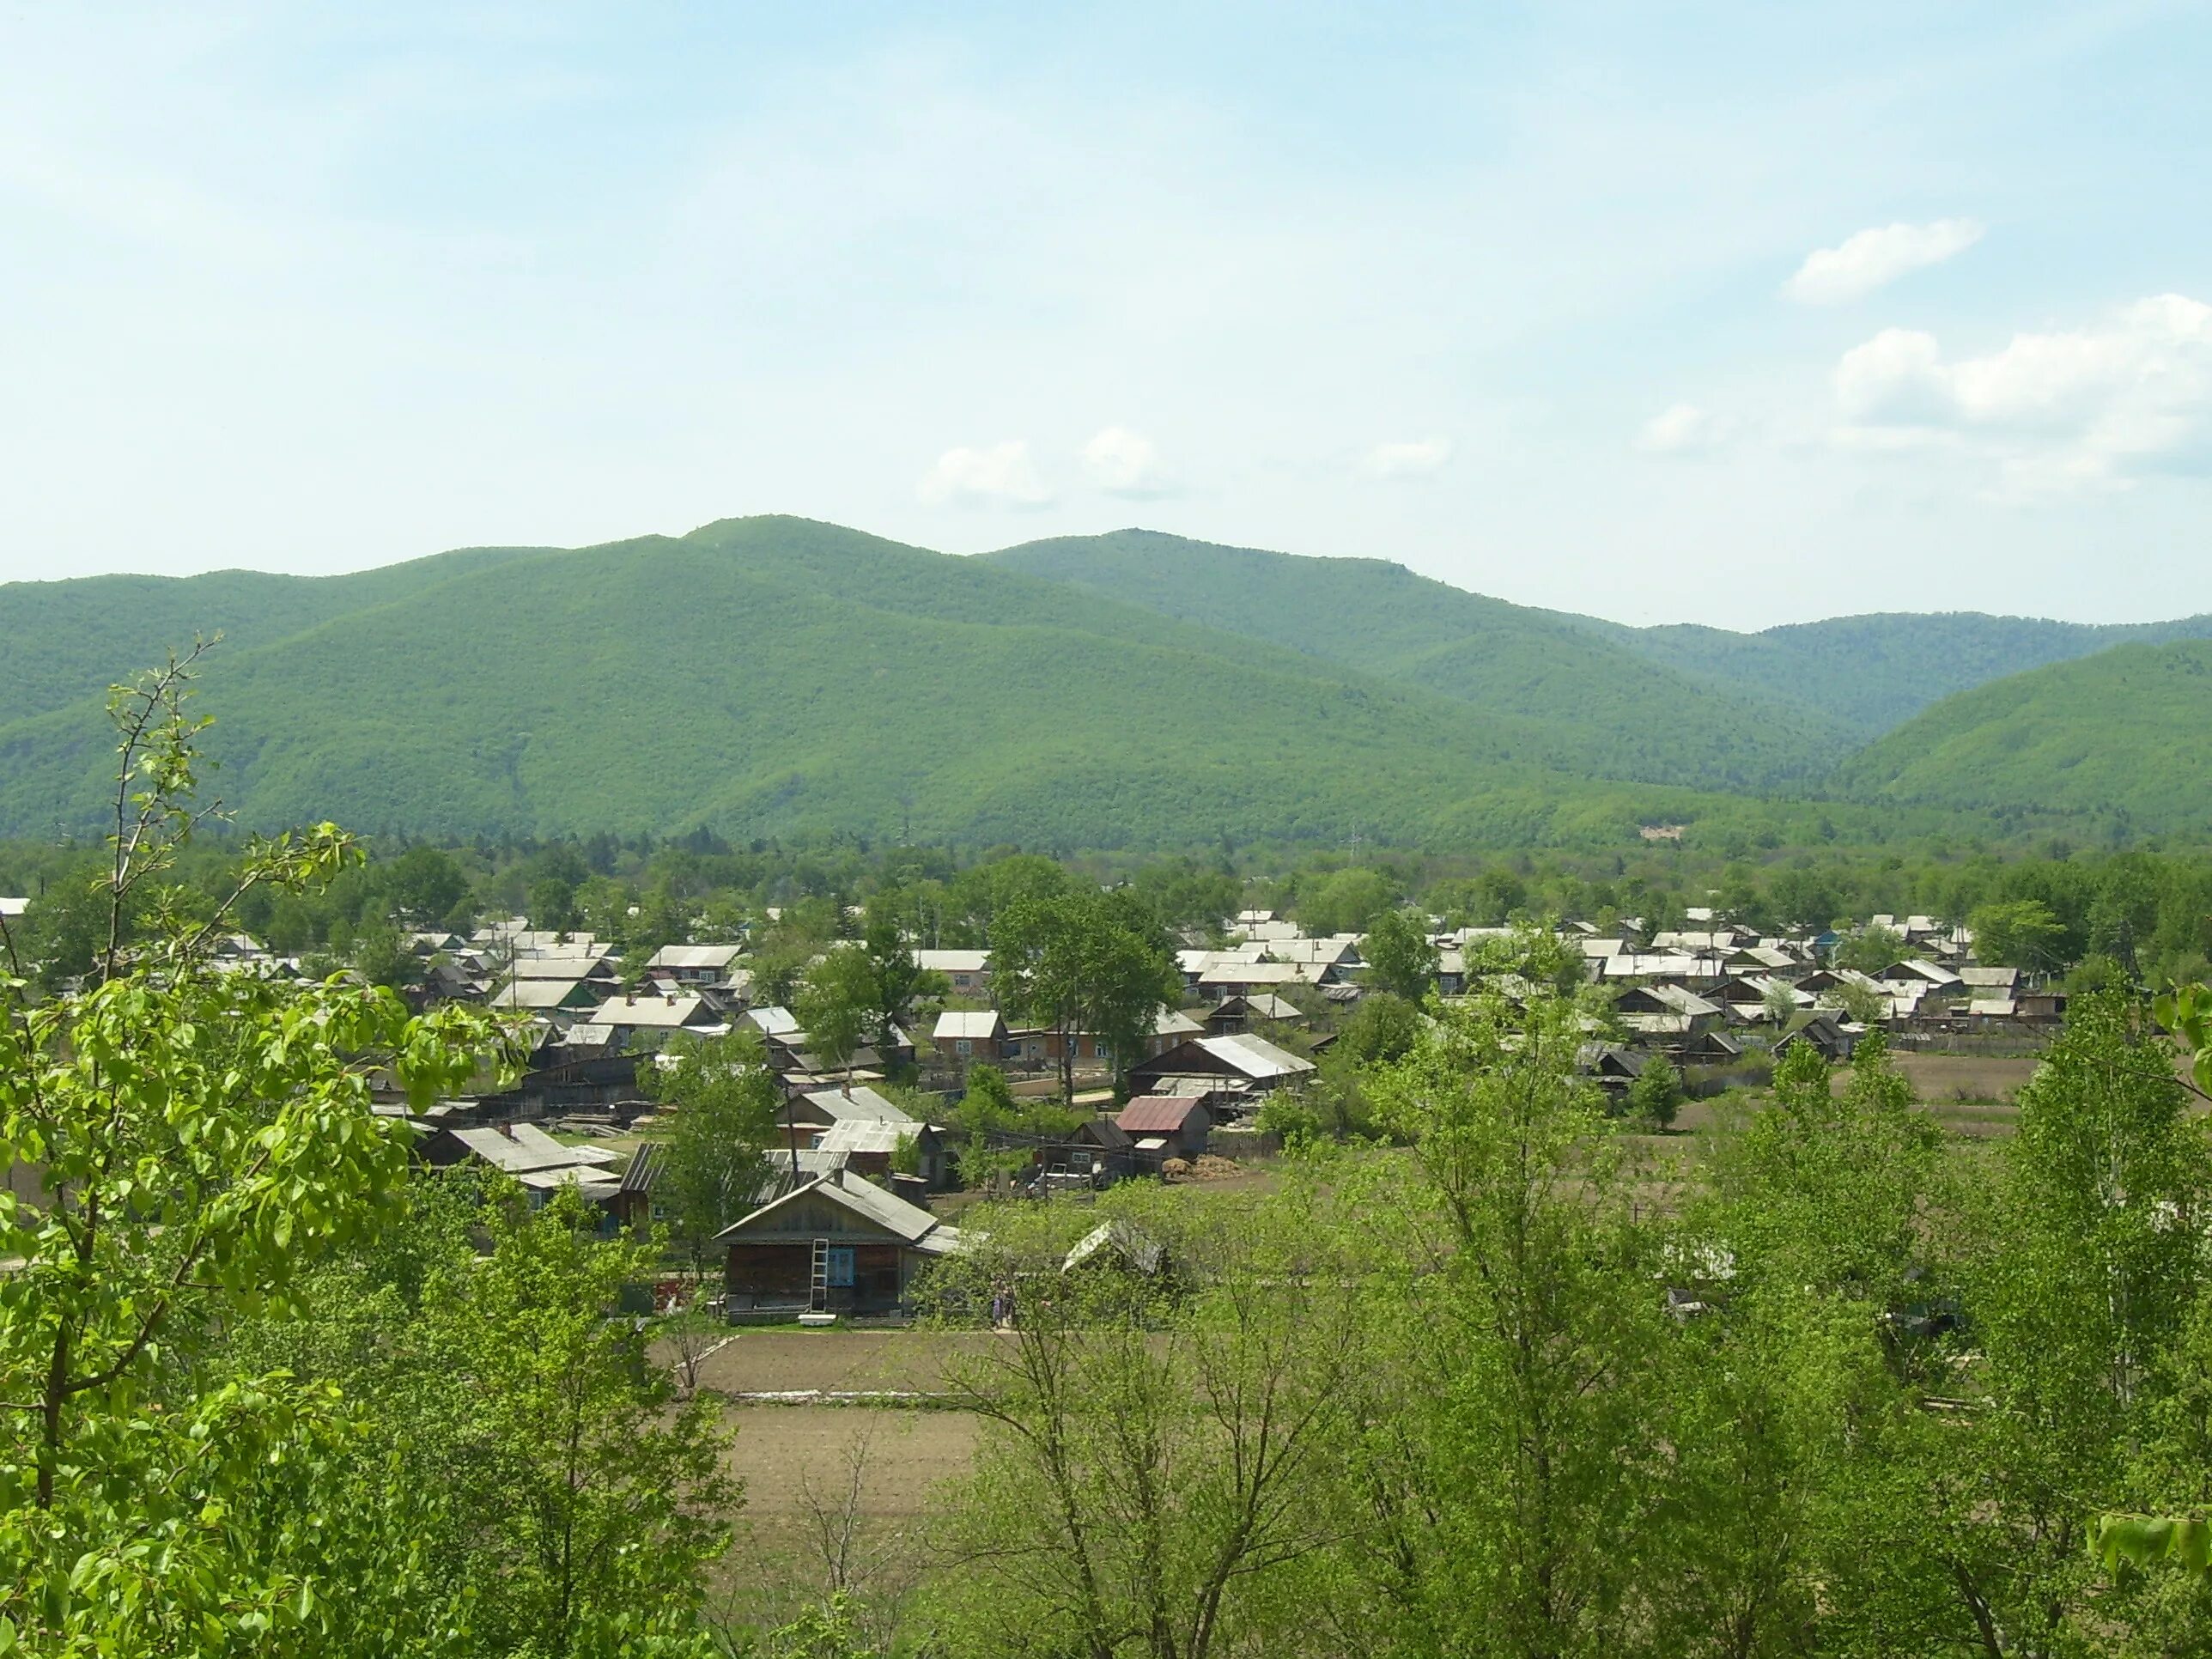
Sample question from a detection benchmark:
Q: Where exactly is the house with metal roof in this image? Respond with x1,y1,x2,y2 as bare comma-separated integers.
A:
1125,1033,1316,1099
714,1167,966,1318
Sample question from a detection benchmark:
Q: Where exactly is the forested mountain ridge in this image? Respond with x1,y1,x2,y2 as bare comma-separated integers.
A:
0,544,548,725
988,528,1854,787
1832,639,2212,834
1584,609,2212,738
991,528,2212,744
2,514,2200,847
0,516,1792,848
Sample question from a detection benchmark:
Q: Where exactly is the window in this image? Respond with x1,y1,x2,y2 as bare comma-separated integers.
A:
824,1247,856,1287
957,1039,972,1056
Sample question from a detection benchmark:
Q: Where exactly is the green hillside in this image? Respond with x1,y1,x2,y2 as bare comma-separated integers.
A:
987,530,1852,788
0,544,544,725
1581,610,2212,738
1832,639,2212,832
0,516,1772,850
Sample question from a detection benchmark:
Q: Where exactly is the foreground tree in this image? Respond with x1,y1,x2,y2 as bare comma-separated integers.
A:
426,1188,738,1656
925,1182,1363,1658
0,656,516,1654
1348,988,1670,1656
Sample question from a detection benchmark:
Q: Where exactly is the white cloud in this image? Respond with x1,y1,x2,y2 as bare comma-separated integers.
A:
918,440,1053,507
1082,425,1173,496
1633,403,1729,455
1364,437,1452,478
1785,218,1984,305
1832,295,2212,492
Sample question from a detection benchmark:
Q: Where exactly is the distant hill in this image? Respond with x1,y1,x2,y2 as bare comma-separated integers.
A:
988,530,2212,764
987,530,1852,789
1832,640,2212,833
1577,611,2212,739
0,517,1771,849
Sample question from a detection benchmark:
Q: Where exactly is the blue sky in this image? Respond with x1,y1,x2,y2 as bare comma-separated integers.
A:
3,2,2208,627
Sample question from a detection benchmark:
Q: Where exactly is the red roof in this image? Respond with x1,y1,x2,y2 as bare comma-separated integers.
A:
1115,1096,1204,1133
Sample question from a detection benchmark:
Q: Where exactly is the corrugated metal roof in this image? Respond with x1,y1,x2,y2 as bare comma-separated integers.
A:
798,1085,915,1124
1195,1033,1315,1079
647,944,743,970
1117,1096,1206,1133
714,1167,962,1253
933,1011,1005,1039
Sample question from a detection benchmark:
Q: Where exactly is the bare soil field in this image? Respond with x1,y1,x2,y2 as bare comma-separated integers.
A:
719,1404,979,1516
690,1329,1005,1395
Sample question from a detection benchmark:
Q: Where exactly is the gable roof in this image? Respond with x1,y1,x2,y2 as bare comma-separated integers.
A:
713,1167,964,1253
1117,1096,1208,1133
914,949,989,974
933,1010,1006,1041
647,943,744,971
797,1085,915,1124
1195,1032,1314,1079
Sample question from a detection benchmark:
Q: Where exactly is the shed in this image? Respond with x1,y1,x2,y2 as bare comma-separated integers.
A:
1115,1096,1212,1162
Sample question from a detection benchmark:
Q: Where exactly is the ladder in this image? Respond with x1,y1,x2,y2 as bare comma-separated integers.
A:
809,1238,830,1314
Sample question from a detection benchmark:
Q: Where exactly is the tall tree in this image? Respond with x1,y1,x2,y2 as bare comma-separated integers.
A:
989,889,1179,1104
425,1188,738,1656
1351,988,1668,1656
647,1030,782,1271
1362,906,1438,1002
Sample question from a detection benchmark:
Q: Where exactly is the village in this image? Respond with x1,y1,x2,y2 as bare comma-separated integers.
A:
0,884,2054,1328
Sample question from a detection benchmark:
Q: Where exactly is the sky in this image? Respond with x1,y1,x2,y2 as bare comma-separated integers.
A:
3,2,2209,629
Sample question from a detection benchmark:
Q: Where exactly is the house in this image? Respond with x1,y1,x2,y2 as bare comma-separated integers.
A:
418,1122,627,1217
1195,959,1305,1000
1125,1033,1316,1097
915,949,991,996
1776,1012,1856,1061
508,951,617,982
1682,1029,1745,1063
1613,984,1722,1041
744,1005,805,1044
1579,1043,1646,1087
493,976,609,1015
1115,1097,1212,1163
933,1009,1007,1064
1959,965,2021,994
1205,994,1307,1034
566,993,720,1050
716,1168,967,1317
814,1117,947,1189
1054,1117,1137,1184
1145,1006,1205,1057
645,943,745,987
782,1084,915,1133
1062,1217,1168,1277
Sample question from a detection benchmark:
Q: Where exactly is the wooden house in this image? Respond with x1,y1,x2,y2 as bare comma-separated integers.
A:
715,1169,967,1317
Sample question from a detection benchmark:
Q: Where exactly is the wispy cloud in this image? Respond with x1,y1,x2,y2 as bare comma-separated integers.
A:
1082,426,1174,497
1786,218,1984,305
1832,294,2212,493
919,440,1053,507
1634,403,1729,455
1364,437,1451,478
